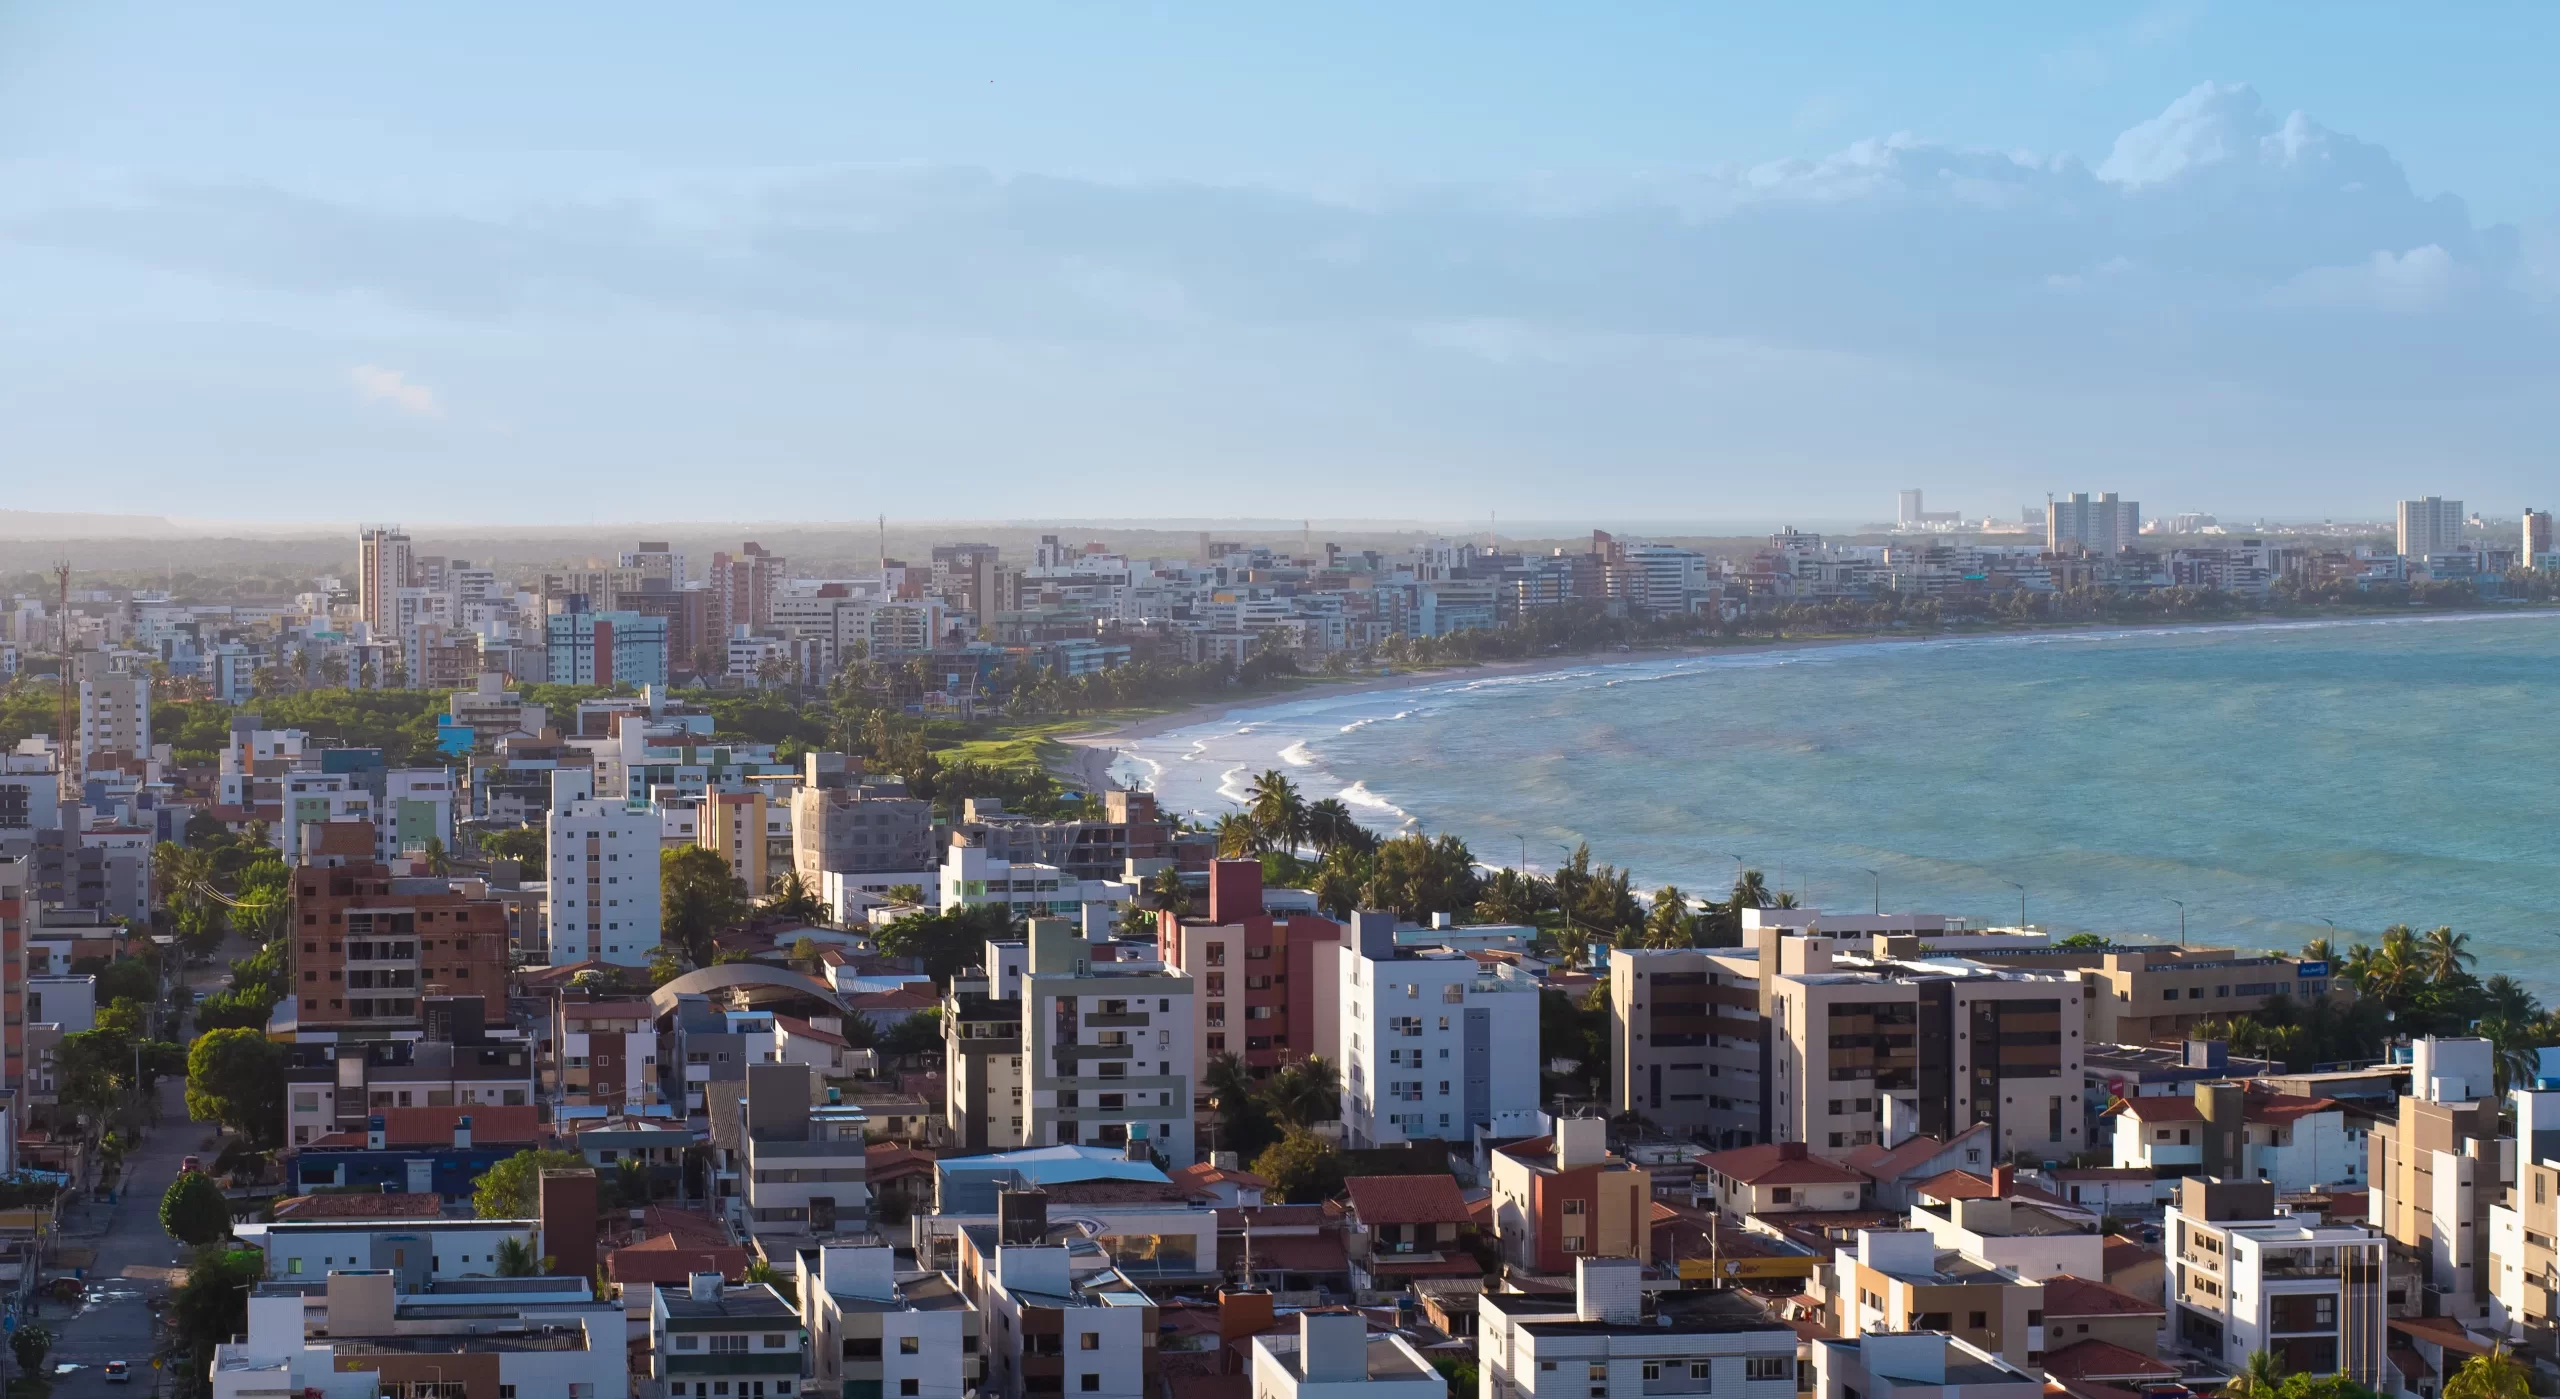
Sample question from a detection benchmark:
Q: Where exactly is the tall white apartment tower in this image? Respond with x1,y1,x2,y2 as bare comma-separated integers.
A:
2397,497,2465,559
542,768,662,968
2522,508,2550,564
1897,490,1925,526
358,526,415,634
2047,492,2141,554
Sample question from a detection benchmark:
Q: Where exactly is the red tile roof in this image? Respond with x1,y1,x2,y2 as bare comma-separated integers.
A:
1171,1161,1270,1193
864,1144,938,1183
606,1233,753,1286
2105,1091,2338,1125
775,1014,849,1047
1699,1142,1867,1187
2038,1340,2179,1384
2040,1275,2165,1319
641,1207,732,1250
1344,1174,1471,1226
1910,1169,2080,1209
1231,1230,1350,1274
2390,1317,2492,1356
2101,1236,2163,1276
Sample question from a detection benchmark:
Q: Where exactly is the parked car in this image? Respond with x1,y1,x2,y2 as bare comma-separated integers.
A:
179,1156,202,1174
104,1362,130,1383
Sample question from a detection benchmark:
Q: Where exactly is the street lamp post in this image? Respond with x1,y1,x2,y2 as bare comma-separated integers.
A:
1861,869,1880,917
2003,881,2025,931
2163,897,2186,947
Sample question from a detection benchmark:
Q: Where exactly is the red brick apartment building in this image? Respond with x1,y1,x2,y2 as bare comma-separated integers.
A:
291,821,510,1031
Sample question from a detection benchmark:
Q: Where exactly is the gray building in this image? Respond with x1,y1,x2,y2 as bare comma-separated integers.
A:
788,752,934,882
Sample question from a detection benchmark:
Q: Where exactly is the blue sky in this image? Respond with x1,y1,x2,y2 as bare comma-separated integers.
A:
4,3,2557,525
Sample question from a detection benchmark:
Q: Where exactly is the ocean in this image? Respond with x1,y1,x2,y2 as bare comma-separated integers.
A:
1110,611,2560,1004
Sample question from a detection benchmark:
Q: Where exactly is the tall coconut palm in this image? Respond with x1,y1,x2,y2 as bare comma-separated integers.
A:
1246,769,1306,852
1304,798,1361,855
1214,811,1264,858
1729,869,1772,911
2420,925,2476,983
1643,886,1694,949
2445,1344,2530,1399
2299,937,2337,967
2484,973,2543,1026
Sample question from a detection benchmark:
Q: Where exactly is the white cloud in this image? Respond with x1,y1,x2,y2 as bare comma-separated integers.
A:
2269,245,2469,313
346,363,441,416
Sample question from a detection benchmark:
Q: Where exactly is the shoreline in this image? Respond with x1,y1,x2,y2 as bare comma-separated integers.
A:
1049,605,2560,793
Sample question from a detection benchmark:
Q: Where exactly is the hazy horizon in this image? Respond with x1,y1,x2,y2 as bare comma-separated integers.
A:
8,6,2558,521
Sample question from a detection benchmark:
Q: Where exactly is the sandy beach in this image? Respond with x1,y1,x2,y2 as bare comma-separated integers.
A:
1048,632,1898,791
1049,607,2553,796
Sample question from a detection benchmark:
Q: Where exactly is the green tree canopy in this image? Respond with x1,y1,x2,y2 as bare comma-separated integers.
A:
11,1323,50,1377
160,1169,232,1247
185,1029,286,1146
1250,1128,1346,1205
662,847,753,964
875,903,1017,987
474,1149,590,1220
170,1245,264,1375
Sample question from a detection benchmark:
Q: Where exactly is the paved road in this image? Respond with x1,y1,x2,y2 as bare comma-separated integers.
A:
34,1076,197,1397
26,944,243,1398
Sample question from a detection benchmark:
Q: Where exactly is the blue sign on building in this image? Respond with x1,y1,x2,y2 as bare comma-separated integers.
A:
2297,960,2330,978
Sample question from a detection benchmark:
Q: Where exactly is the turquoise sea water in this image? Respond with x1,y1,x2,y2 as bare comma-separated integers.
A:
1112,612,2560,1004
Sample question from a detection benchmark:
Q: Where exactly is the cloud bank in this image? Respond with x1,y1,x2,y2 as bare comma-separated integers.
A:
1,82,2553,520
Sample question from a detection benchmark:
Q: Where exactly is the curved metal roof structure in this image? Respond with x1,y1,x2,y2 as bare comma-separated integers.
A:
647,962,852,1016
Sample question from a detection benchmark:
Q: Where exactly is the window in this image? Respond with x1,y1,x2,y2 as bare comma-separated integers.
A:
1562,1199,1586,1215
899,1336,920,1354
1747,1357,1793,1382
1969,1311,1988,1328
1079,1332,1099,1350
1080,1379,1100,1393
900,1385,918,1398
675,1336,701,1351
710,1334,749,1354
763,1334,786,1348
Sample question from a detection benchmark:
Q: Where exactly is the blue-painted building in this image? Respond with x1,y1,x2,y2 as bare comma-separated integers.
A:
289,1106,544,1202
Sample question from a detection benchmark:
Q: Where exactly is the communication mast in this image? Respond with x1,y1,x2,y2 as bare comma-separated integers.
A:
53,563,72,766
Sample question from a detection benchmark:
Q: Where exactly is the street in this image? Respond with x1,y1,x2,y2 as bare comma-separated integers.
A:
35,1075,196,1399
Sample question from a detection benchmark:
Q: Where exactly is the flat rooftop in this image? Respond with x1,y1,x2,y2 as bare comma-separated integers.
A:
1265,1336,1435,1383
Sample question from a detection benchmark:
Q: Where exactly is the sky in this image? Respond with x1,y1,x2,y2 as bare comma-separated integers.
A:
4,3,2558,527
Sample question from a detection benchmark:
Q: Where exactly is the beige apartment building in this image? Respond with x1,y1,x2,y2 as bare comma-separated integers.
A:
2368,1037,2504,1327
1969,944,2340,1046
1832,1228,2044,1369
1764,934,2087,1164
1609,946,1767,1147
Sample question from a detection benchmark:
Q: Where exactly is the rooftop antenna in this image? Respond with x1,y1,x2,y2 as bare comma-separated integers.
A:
878,514,887,573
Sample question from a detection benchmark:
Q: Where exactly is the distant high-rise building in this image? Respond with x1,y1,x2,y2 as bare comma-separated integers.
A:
357,526,414,634
1897,489,1925,526
710,543,785,639
2523,508,2551,563
2397,497,2465,559
2047,492,2140,554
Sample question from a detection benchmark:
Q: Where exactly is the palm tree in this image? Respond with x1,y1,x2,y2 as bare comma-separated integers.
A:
2445,1344,2531,1399
1146,866,1192,919
1214,812,1263,859
420,836,451,875
2226,1348,2285,1399
1246,770,1306,852
2420,925,2476,983
2299,937,2337,967
1304,798,1361,855
1643,887,1694,949
1260,1055,1343,1131
2484,974,2542,1026
493,1236,548,1277
1729,869,1772,911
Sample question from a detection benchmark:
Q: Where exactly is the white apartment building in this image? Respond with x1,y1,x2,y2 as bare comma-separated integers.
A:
2048,492,2142,554
1480,1257,1803,1399
215,1275,623,1399
942,841,1134,921
377,767,454,861
1253,1311,1442,1399
957,1225,1157,1399
651,1273,808,1399
1020,918,1196,1164
234,1217,539,1281
1339,916,1540,1148
798,1245,981,1399
543,767,663,967
2398,497,2466,559
358,526,414,634
2107,1084,2366,1197
1811,1331,2043,1399
2165,1177,2387,1383
76,668,150,770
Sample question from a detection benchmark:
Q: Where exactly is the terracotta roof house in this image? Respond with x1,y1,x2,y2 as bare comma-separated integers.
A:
1699,1141,1867,1218
1844,1124,1999,1210
1345,1174,1482,1287
606,1232,753,1290
1170,1160,1269,1207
